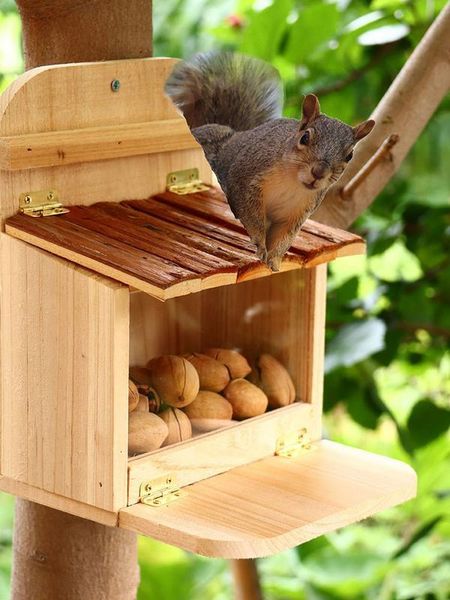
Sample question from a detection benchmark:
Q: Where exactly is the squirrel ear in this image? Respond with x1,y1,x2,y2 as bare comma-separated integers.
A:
353,119,375,141
300,94,320,128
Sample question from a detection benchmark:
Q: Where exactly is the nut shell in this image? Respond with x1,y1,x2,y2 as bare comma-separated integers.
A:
204,348,251,379
128,380,140,412
184,353,230,392
190,418,237,435
135,393,150,412
128,412,168,455
129,366,153,386
159,407,192,446
258,354,296,408
184,391,233,420
223,379,268,419
146,355,199,408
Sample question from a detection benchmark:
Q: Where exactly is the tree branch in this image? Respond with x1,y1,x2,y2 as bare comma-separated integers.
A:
314,3,450,229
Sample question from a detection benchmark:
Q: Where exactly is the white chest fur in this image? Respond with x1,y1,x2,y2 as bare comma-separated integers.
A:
262,165,319,226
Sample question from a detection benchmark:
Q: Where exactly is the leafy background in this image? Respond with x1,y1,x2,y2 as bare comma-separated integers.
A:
0,0,449,598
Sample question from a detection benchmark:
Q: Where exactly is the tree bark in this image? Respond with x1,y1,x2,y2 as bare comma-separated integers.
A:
11,2,152,598
315,3,450,229
16,0,152,70
12,500,140,600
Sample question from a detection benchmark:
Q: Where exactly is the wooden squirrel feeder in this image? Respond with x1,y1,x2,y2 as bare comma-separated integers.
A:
0,58,416,558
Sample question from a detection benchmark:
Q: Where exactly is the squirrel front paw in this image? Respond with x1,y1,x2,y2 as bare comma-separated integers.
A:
266,255,282,272
255,245,267,262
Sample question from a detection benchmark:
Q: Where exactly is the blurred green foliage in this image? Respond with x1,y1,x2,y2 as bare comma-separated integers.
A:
1,1,449,598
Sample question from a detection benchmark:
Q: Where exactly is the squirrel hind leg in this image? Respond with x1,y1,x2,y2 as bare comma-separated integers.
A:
265,221,299,272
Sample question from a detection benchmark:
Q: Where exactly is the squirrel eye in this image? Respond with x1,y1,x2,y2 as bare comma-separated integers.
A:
299,131,310,146
345,150,354,162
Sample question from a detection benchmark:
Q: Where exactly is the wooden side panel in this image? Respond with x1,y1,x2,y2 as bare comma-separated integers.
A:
128,402,318,505
0,476,118,527
0,235,129,511
121,440,417,559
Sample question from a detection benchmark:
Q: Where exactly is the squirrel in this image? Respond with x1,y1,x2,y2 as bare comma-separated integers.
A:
165,52,375,271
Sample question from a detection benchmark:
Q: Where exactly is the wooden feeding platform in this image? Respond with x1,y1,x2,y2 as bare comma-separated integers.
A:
0,57,416,559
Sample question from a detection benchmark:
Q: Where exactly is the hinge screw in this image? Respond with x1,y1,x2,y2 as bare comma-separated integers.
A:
111,79,121,92
24,195,32,204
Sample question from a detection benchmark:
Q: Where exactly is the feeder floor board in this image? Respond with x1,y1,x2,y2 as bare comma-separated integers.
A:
5,186,365,300
119,440,417,559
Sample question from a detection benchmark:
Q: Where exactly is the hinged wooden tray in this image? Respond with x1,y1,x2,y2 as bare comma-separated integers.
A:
5,186,365,300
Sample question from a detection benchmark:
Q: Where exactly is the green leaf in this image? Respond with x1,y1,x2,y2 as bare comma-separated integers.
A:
368,239,423,282
407,399,450,449
393,515,442,558
358,23,410,45
301,548,387,596
240,0,293,61
325,318,386,373
285,3,339,64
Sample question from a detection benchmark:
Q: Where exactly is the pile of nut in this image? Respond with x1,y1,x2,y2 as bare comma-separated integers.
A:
128,349,296,455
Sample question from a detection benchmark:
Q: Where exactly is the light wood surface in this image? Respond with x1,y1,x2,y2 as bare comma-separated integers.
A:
0,57,211,226
5,188,364,301
120,440,417,558
130,267,326,405
0,476,118,527
127,402,318,505
0,235,129,511
0,120,199,170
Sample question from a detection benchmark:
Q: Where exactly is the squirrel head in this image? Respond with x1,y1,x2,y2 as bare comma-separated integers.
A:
291,94,375,192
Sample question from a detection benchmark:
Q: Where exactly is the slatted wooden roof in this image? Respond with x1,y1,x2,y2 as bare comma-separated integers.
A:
5,186,365,300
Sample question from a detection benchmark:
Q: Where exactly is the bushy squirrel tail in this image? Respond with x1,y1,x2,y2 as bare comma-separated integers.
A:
165,51,283,131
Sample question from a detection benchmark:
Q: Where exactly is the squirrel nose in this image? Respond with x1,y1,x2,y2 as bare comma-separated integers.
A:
311,162,329,180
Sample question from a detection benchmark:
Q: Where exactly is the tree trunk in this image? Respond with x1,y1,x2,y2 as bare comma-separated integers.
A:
16,0,152,70
315,2,450,229
12,500,140,600
11,2,152,599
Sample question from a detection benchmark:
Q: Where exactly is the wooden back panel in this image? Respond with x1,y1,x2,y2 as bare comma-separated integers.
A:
130,265,327,410
0,58,211,224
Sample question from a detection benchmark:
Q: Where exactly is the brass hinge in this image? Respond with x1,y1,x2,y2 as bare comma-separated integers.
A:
19,190,69,218
275,428,312,458
139,475,182,507
166,168,209,195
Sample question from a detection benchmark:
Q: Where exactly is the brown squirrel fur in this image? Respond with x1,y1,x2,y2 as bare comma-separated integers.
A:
165,52,375,271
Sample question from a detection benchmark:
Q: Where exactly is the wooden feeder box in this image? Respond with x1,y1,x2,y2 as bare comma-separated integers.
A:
0,58,416,558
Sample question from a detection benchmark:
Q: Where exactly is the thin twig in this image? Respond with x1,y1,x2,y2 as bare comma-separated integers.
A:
341,134,400,199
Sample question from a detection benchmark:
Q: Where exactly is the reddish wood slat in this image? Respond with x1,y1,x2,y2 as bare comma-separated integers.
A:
63,205,236,276
5,187,364,299
154,189,357,259
6,212,197,288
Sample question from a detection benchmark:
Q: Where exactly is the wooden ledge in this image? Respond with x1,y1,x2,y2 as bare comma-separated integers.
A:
5,186,366,301
0,119,199,170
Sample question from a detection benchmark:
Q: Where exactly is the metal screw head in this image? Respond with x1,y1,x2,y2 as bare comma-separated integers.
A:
24,195,32,205
111,79,121,92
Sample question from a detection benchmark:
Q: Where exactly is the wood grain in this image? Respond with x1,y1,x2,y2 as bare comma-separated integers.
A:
0,235,129,511
0,120,199,170
0,476,118,527
129,268,326,407
120,440,417,558
6,188,365,301
0,57,212,226
127,402,319,505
